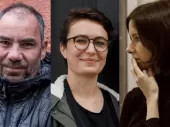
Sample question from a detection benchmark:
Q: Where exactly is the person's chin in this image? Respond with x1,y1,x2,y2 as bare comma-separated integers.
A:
137,62,150,71
81,67,100,75
3,75,25,82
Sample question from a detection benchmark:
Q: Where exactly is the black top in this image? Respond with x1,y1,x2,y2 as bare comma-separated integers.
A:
64,79,118,127
76,89,117,127
120,74,170,127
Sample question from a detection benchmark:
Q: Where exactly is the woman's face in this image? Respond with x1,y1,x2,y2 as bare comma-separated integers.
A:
126,20,153,70
60,19,108,76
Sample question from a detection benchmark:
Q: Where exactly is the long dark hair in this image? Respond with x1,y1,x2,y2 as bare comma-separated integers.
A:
126,0,170,77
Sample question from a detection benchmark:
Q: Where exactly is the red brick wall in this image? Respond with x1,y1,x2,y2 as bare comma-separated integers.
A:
0,0,51,52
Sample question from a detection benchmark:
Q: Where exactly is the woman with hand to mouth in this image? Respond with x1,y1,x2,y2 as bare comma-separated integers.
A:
120,1,170,127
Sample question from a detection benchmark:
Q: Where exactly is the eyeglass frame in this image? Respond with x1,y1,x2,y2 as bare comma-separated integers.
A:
65,35,111,52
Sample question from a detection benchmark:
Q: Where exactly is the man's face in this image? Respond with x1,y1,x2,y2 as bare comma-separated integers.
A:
0,13,45,82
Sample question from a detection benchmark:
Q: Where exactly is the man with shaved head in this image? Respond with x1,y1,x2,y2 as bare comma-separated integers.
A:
0,2,51,127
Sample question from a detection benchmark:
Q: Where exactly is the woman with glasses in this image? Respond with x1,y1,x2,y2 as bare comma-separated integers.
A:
51,8,119,127
120,1,170,127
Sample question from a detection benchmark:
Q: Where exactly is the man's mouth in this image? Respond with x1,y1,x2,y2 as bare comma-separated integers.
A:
3,66,24,73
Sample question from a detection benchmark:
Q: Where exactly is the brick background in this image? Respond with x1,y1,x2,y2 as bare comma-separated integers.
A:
0,0,51,52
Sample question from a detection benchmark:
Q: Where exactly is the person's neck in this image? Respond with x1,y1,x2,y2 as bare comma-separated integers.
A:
67,71,100,99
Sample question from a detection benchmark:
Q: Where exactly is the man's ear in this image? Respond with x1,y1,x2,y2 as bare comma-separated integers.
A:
41,40,48,60
60,43,67,59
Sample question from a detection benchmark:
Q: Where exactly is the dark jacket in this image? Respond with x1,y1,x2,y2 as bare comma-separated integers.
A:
0,52,51,127
51,75,119,127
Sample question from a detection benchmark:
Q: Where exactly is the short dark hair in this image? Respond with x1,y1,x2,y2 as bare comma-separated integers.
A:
0,2,45,42
60,8,117,46
60,8,117,67
126,0,170,76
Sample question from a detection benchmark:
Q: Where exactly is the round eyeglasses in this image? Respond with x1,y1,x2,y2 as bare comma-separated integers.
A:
66,35,110,52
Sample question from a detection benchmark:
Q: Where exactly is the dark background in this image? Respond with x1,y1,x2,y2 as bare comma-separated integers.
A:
51,0,119,93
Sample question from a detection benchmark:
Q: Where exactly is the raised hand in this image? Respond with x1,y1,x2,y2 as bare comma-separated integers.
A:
131,58,159,119
131,58,159,100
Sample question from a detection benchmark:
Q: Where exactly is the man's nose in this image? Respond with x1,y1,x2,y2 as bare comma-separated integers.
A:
7,45,23,61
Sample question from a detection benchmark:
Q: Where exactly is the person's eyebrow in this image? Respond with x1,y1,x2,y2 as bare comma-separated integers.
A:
19,38,37,44
0,35,13,41
94,36,108,40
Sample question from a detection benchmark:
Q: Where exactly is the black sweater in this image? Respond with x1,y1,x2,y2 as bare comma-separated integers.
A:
120,75,170,127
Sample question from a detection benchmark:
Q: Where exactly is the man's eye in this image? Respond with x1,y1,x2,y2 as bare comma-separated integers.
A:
2,41,8,44
22,43,34,48
0,41,10,46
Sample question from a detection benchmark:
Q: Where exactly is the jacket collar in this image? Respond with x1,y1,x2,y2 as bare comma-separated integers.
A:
51,74,119,127
0,52,51,101
51,74,119,101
